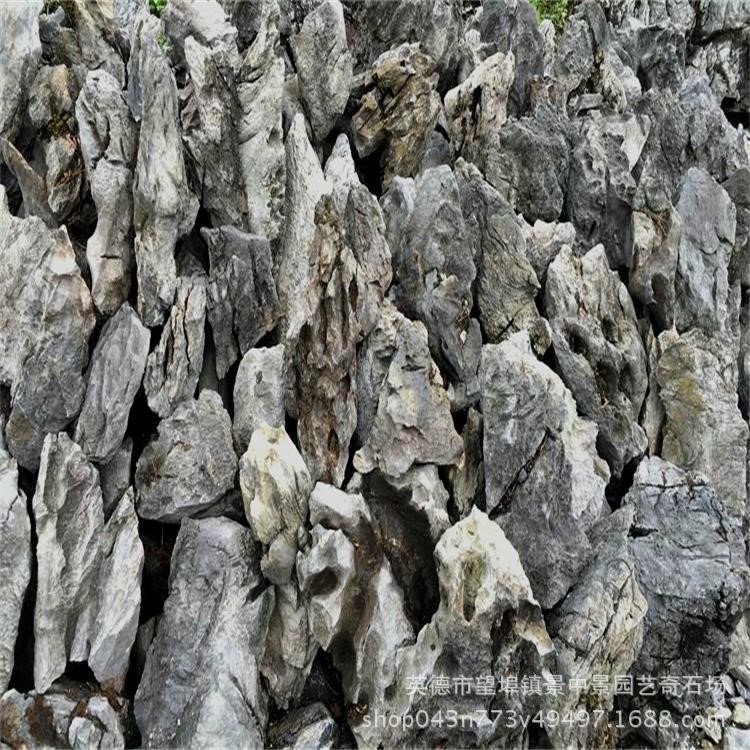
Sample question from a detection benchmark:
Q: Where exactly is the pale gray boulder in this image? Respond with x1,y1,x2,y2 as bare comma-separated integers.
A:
144,275,207,418
277,114,329,341
0,681,128,750
232,345,285,456
134,517,274,749
291,0,352,141
519,217,579,282
74,303,150,465
674,167,738,337
481,332,610,609
625,456,750,709
130,9,199,327
350,43,441,188
382,166,482,396
34,434,143,693
0,137,57,227
43,133,85,223
161,0,238,66
290,193,358,487
0,432,31,695
0,0,43,140
657,328,748,517
201,226,279,379
546,507,647,748
135,391,237,522
546,244,649,477
237,0,285,244
0,188,95,470
98,438,133,519
354,300,463,477
266,703,338,750
76,70,138,315
447,406,485,518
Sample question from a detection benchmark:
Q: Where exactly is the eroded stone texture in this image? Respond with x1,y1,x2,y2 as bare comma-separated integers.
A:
625,456,750,709
98,438,133,519
74,303,150,464
144,275,207,419
291,194,358,487
291,0,352,141
201,226,279,379
233,345,285,456
0,188,95,470
135,391,237,522
130,9,199,327
76,70,137,316
34,434,142,693
350,43,441,188
546,244,649,477
481,332,610,609
382,166,482,396
0,431,31,695
354,301,463,477
135,517,274,748
657,328,748,517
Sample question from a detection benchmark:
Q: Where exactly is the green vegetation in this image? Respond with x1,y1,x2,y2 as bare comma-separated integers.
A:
149,0,167,17
530,0,568,35
156,32,171,55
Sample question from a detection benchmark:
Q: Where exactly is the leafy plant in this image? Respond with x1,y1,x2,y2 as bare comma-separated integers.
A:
530,0,568,35
149,0,167,17
156,32,171,55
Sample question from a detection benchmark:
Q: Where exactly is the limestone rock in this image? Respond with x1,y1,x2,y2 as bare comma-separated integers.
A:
233,345,285,456
354,301,463,477
74,303,150,464
76,70,138,315
144,275,207,418
201,226,279,379
481,332,610,609
130,9,199,327
0,188,95,470
98,438,133,519
34,434,143,693
546,244,649,477
0,435,31,694
135,391,237,522
134,517,274,748
291,0,352,141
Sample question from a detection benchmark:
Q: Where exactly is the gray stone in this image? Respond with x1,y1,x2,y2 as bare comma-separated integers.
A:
0,433,31,694
74,303,150,464
237,0,285,243
135,391,237,522
201,226,279,379
291,193,358,487
233,345,285,456
481,332,610,609
519,217,578,282
134,517,273,748
0,0,43,140
267,703,337,750
546,244,649,477
0,188,95,470
76,70,138,315
354,301,463,477
350,43,441,188
34,434,142,692
625,456,750,709
291,0,352,141
130,9,199,327
98,438,133,519
447,406,484,518
383,166,482,394
144,275,207,418
657,328,748,517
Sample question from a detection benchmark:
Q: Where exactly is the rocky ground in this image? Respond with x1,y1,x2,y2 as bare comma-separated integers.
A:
0,0,749,748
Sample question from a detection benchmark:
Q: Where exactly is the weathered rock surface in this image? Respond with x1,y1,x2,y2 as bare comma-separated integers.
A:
201,226,279,379
130,9,199,327
134,517,273,748
144,275,207,418
481,332,609,609
34,434,142,692
74,303,150,464
75,69,137,315
546,244,649,477
0,431,31,695
135,391,237,522
0,188,95,470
